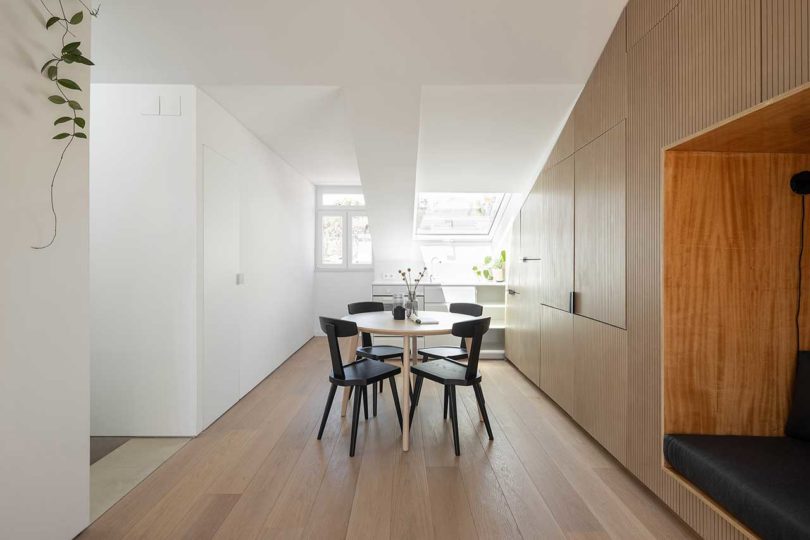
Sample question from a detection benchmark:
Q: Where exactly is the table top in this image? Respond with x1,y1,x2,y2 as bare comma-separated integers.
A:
341,311,474,336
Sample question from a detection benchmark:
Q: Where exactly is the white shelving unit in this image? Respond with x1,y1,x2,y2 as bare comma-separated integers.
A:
370,281,506,359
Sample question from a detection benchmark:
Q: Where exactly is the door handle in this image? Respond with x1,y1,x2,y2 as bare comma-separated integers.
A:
522,257,541,262
508,289,519,295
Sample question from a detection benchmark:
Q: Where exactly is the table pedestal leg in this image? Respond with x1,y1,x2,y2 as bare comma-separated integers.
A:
340,334,358,417
401,336,411,451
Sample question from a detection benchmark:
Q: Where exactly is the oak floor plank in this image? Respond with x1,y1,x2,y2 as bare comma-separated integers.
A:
389,375,435,540
79,339,698,540
212,381,334,540
344,387,402,540
171,493,241,540
480,367,609,538
457,385,566,540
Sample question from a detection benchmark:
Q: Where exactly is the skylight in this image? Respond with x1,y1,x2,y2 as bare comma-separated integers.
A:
415,193,506,237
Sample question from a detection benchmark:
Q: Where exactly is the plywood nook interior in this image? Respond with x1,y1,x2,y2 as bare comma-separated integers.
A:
662,84,810,525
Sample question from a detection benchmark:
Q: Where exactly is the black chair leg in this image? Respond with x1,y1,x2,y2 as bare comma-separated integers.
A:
448,386,461,456
350,386,362,457
388,376,403,431
361,386,369,420
318,383,337,440
473,383,494,440
372,382,378,417
443,386,449,420
409,375,424,427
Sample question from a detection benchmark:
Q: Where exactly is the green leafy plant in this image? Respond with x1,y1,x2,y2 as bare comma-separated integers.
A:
33,0,99,249
472,250,507,281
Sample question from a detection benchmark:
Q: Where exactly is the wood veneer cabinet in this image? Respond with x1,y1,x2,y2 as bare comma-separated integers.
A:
539,157,574,312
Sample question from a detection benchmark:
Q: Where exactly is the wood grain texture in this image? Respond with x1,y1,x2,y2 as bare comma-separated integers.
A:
671,83,810,154
540,156,575,312
573,316,628,464
539,306,574,414
545,113,575,170
520,183,542,386
504,216,521,365
627,0,679,48
78,338,693,540
663,151,810,435
574,8,628,150
678,0,761,136
763,0,810,100
574,121,627,329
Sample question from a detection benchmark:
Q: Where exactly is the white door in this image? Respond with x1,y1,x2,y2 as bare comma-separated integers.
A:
202,146,240,428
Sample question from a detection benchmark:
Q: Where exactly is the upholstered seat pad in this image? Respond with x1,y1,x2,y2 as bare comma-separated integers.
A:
664,434,810,540
418,346,468,360
356,345,404,360
332,359,401,386
411,358,480,385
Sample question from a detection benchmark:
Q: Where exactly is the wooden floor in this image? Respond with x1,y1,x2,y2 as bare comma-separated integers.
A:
79,338,697,540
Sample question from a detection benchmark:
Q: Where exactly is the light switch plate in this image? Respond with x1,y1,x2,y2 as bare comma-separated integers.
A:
140,95,160,116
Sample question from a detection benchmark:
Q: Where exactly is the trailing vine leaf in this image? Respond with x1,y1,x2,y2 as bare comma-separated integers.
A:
57,78,81,90
33,0,99,250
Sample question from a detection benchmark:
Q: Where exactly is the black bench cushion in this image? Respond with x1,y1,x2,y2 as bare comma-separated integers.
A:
664,434,810,540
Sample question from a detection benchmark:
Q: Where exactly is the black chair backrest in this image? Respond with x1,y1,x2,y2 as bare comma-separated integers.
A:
319,316,358,380
347,301,385,347
449,303,484,348
451,317,490,380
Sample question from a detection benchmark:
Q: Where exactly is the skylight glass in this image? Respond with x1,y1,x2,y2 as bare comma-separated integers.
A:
416,193,505,236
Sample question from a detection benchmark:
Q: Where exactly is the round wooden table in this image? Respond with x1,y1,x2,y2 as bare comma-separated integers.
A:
341,310,475,451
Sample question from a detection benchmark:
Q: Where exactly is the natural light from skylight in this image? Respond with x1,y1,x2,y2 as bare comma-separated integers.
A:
415,193,506,237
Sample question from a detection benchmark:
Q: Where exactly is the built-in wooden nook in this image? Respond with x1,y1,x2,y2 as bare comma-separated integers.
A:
662,84,810,537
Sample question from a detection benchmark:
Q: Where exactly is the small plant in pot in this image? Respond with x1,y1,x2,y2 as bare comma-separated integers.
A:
472,250,506,282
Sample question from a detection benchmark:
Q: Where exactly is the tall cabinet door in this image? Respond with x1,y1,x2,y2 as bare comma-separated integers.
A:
540,157,575,311
519,181,542,386
574,122,626,328
202,146,241,429
505,216,522,366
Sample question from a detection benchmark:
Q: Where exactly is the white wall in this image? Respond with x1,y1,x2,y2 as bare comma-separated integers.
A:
313,271,374,335
196,89,315,408
0,1,90,537
90,85,199,436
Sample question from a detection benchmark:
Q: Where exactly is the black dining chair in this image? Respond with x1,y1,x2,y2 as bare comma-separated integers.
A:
348,301,405,403
408,317,493,456
318,316,403,457
417,302,484,362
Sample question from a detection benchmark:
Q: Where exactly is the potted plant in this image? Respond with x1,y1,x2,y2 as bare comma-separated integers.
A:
472,250,506,282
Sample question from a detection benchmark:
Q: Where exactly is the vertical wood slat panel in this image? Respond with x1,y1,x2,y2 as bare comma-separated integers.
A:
545,114,575,170
627,2,680,495
574,122,627,329
539,156,574,312
627,0,679,48
521,182,543,386
540,306,574,413
678,0,761,136
763,0,810,99
505,217,521,364
572,316,628,464
574,9,628,150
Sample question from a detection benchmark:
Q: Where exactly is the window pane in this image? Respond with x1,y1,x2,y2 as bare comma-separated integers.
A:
321,215,343,265
322,192,365,207
351,215,372,265
416,193,505,235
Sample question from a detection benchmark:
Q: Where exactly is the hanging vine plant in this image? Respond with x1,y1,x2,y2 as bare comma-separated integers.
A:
34,0,99,250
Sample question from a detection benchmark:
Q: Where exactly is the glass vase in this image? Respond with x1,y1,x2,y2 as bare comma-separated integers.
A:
406,292,419,318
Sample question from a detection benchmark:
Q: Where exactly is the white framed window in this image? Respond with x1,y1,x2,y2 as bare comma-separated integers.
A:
316,187,372,270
